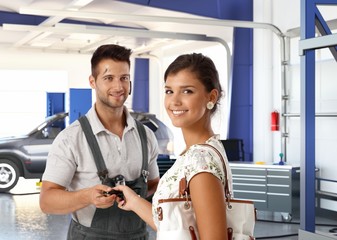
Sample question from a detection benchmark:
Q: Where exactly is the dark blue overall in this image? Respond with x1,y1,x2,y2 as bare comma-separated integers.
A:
68,116,149,240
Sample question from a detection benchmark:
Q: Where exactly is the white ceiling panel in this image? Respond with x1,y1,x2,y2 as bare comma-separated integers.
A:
0,0,234,55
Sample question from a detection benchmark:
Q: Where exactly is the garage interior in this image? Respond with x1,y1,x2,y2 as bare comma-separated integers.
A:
1,0,337,239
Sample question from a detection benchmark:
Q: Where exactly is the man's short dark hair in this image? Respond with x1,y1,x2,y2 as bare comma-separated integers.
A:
91,44,132,78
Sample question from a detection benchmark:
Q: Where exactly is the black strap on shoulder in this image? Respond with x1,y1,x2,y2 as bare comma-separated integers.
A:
78,116,148,182
135,119,148,172
78,116,108,181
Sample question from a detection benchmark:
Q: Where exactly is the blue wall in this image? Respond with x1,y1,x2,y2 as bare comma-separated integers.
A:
132,58,149,113
46,92,65,117
228,28,253,161
69,89,92,123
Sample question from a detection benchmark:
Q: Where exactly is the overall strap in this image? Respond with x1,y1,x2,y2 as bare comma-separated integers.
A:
78,116,108,181
135,119,148,172
79,116,149,181
135,120,149,183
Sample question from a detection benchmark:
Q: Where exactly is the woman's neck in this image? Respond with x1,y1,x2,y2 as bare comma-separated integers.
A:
182,128,214,151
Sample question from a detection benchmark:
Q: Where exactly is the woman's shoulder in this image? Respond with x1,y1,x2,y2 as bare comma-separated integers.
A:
188,135,225,160
184,139,226,182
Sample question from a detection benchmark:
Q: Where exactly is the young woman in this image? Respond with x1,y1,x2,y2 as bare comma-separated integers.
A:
115,53,232,240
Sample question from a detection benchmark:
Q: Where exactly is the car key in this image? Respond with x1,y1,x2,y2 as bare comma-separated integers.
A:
104,189,124,199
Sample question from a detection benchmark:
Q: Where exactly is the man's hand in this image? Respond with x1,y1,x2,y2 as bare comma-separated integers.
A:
90,184,117,209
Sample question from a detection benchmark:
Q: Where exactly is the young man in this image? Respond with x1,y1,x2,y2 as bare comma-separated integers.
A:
39,44,160,240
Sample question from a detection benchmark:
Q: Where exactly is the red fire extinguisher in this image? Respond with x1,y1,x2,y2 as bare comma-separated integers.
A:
271,111,279,131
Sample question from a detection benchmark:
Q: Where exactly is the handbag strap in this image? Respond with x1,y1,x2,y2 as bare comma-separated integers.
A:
78,115,148,183
198,143,231,200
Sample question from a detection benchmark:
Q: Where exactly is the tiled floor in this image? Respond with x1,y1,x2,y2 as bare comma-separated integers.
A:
1,177,337,240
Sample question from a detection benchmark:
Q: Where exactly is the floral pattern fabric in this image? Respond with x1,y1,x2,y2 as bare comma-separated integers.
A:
152,135,232,229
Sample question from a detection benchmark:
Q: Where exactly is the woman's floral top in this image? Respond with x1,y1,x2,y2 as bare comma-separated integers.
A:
152,135,233,229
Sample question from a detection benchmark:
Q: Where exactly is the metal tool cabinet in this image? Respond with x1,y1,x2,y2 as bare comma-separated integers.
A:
229,163,300,220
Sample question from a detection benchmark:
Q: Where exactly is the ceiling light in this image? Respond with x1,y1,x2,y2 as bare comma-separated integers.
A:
68,33,101,41
30,42,52,47
66,0,94,11
71,0,93,7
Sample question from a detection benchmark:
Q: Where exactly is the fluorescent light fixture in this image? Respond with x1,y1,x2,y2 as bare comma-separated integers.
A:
66,0,94,10
68,33,101,41
30,42,53,47
72,0,94,7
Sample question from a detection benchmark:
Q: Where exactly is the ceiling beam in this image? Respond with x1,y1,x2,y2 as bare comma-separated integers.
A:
3,23,229,56
19,7,284,37
4,23,211,42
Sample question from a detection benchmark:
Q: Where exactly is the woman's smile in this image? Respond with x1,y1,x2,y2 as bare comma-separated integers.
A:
171,110,187,116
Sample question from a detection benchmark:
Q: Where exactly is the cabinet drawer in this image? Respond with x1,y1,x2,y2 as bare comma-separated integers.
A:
233,177,266,185
233,183,266,192
233,191,267,201
267,194,291,212
267,169,290,176
253,201,267,210
267,175,290,185
267,185,291,194
233,192,267,210
231,168,266,176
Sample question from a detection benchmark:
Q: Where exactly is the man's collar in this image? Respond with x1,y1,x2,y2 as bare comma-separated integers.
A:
87,105,136,135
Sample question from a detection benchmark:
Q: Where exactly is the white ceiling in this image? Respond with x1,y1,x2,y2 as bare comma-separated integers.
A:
0,0,234,55
1,1,337,56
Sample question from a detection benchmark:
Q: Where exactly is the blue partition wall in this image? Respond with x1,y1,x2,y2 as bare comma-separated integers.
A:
132,58,149,113
69,88,92,123
46,92,66,129
46,92,65,116
228,28,253,162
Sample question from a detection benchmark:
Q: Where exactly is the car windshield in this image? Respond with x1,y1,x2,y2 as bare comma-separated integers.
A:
27,113,67,135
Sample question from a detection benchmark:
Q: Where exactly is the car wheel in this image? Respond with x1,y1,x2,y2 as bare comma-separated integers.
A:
0,159,20,192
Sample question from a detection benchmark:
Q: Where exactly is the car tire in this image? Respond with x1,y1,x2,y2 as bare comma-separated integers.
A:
0,159,20,192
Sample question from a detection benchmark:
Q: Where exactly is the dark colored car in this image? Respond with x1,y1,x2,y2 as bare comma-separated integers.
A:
0,112,174,192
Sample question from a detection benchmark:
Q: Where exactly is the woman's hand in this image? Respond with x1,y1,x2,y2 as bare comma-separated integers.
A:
113,185,156,230
113,185,140,211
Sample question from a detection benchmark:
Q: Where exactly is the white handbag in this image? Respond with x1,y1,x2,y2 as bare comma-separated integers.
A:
156,144,256,240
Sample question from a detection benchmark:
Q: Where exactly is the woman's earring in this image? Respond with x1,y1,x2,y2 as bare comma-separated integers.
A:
206,101,214,110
